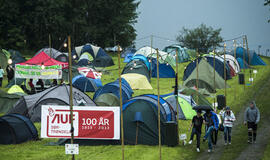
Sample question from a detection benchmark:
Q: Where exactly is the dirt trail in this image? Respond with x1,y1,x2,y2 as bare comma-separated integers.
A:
196,77,270,160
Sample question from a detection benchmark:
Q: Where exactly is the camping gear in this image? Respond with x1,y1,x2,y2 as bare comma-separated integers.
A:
163,45,190,63
224,54,240,73
94,93,120,106
0,113,38,144
72,75,102,92
122,59,150,82
121,73,153,90
121,48,136,58
193,105,213,111
184,59,229,93
122,94,177,145
73,44,114,67
7,85,26,96
217,95,226,110
62,66,81,82
8,49,26,67
239,73,245,84
8,84,96,122
35,48,68,62
77,67,102,79
130,54,151,70
236,58,249,69
151,58,176,78
0,90,21,113
93,78,133,104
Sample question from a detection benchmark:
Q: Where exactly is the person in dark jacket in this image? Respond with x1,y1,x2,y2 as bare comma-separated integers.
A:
244,101,260,143
6,65,14,82
203,110,219,153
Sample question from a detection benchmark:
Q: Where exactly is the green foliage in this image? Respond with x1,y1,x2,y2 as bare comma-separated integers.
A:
0,0,139,52
176,24,223,54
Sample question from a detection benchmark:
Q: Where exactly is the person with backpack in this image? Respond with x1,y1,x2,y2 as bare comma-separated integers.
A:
188,110,205,152
203,110,219,153
244,101,260,143
222,106,236,145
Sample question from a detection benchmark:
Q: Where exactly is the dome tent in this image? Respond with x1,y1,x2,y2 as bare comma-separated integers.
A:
8,84,96,122
122,59,151,82
72,75,102,92
35,48,68,62
163,44,190,63
121,73,153,90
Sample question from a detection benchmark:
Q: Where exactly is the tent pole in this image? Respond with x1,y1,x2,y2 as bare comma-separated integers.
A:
196,49,199,104
245,35,252,84
175,48,180,144
68,36,75,160
213,49,216,109
233,40,237,101
156,48,161,160
118,44,125,160
223,43,227,103
243,37,246,90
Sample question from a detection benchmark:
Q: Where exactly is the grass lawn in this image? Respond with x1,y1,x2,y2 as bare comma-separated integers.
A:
0,54,270,160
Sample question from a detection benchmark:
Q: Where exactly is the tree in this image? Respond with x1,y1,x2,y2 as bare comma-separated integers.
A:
265,0,270,22
176,24,223,54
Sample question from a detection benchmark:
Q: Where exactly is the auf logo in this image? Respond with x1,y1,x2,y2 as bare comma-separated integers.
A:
48,107,55,117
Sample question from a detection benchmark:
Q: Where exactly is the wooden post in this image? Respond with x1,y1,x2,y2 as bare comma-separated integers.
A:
67,36,75,160
213,49,216,108
196,49,199,104
233,40,237,101
175,48,180,143
223,43,227,100
243,37,246,90
245,35,252,84
156,48,161,160
117,45,125,160
150,35,153,81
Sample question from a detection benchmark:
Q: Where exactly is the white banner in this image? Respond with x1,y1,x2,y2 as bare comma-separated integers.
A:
15,64,62,79
41,105,120,139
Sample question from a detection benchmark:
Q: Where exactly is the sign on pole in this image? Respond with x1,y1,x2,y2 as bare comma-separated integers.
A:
41,105,120,139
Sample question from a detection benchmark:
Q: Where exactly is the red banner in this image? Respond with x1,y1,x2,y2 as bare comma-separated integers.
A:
41,105,120,139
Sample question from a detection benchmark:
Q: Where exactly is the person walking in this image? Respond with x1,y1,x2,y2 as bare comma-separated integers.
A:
244,101,260,143
222,106,236,145
188,110,204,152
203,110,219,153
0,66,4,87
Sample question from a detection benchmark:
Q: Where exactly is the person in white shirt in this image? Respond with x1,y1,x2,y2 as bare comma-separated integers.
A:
0,66,4,87
221,106,236,145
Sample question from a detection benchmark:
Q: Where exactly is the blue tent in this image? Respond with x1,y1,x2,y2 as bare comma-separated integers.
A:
130,54,151,70
77,59,91,66
72,75,102,92
121,48,136,58
123,53,134,63
229,47,266,66
93,78,133,104
183,56,231,81
151,58,176,78
236,58,249,69
163,45,190,63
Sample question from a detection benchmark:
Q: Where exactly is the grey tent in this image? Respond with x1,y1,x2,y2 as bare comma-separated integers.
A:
0,90,21,114
35,48,68,62
94,93,120,106
8,84,96,122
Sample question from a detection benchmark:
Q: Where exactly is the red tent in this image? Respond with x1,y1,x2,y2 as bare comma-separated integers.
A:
17,51,68,69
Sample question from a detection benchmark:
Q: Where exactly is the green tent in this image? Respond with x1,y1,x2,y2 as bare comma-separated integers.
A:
0,90,21,113
163,45,190,63
164,95,196,120
94,93,120,106
186,49,197,60
62,66,80,82
7,85,26,96
179,88,212,106
183,59,229,93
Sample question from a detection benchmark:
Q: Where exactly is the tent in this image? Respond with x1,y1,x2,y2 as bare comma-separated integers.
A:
151,58,176,78
229,47,266,66
122,94,177,145
130,54,151,70
183,56,231,81
237,58,249,69
77,67,102,79
7,49,26,67
6,78,26,88
164,95,196,120
0,114,38,144
121,73,153,90
134,46,175,66
78,52,94,62
121,48,136,58
62,66,81,82
35,48,68,62
8,84,96,122
163,45,190,63
7,85,26,96
178,88,212,106
17,51,68,69
94,93,120,106
184,59,229,93
93,78,133,104
72,75,102,92
124,53,134,63
122,59,150,82
0,50,8,73
224,54,240,73
0,90,21,113
74,44,114,67
77,59,92,66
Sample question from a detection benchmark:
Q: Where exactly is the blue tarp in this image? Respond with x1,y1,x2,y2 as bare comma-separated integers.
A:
183,56,231,81
72,75,102,92
93,78,133,104
151,58,175,78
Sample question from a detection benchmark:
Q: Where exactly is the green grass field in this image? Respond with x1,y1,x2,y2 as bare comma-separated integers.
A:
0,55,270,160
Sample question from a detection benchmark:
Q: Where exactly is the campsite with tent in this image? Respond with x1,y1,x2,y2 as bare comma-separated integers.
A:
1,1,270,160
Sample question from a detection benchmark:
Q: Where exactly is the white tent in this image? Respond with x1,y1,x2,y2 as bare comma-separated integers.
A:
225,54,240,73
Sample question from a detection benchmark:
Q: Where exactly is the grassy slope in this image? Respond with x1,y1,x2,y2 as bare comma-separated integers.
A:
0,55,269,160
